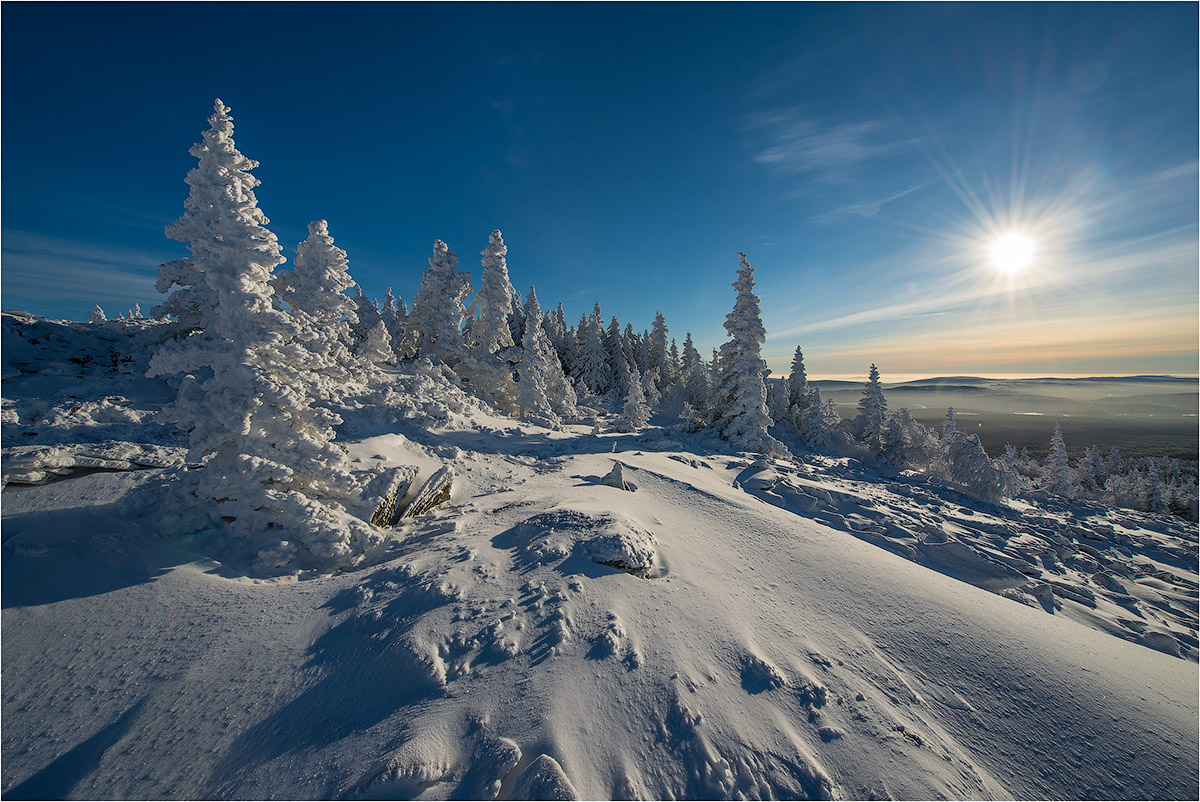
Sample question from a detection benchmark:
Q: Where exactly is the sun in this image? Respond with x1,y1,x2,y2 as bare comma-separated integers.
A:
990,233,1035,274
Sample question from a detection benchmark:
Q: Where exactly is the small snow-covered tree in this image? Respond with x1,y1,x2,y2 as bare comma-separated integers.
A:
408,240,472,364
515,286,576,424
350,287,383,351
148,100,365,572
933,429,1007,502
799,386,830,451
89,305,107,324
613,367,651,432
876,413,909,467
359,320,394,366
1043,424,1075,497
380,287,406,344
854,364,888,444
943,407,957,437
277,220,362,395
787,345,808,409
709,253,786,455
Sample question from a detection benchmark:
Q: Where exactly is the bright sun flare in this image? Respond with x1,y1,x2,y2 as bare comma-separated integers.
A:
990,233,1036,274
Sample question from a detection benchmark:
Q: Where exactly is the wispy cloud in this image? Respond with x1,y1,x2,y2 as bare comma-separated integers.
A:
1,230,165,308
747,108,920,185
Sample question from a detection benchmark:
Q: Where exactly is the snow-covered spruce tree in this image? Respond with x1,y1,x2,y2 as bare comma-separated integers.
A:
515,286,576,424
767,377,790,426
876,413,909,467
613,366,651,432
649,311,669,378
668,338,681,382
89,305,107,324
933,429,1007,503
471,230,516,360
350,286,383,351
787,345,808,409
151,99,246,333
709,253,786,455
276,220,362,396
148,99,367,572
408,240,472,364
854,364,888,444
1044,423,1075,498
607,317,634,399
800,386,830,451
943,407,956,437
359,320,394,366
380,287,406,344
460,229,520,413
680,333,709,414
574,309,611,397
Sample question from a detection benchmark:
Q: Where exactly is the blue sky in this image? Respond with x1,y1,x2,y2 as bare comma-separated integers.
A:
2,2,1196,378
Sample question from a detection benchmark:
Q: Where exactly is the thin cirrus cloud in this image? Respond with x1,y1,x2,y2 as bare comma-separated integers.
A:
1,229,163,309
747,109,919,184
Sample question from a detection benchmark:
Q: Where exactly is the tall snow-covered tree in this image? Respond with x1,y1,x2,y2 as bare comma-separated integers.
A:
408,240,472,363
148,100,365,571
854,364,888,444
1044,423,1075,497
380,287,406,344
787,345,808,409
471,230,515,359
709,253,784,455
943,407,957,437
648,311,669,377
151,99,258,333
89,305,107,324
574,310,611,396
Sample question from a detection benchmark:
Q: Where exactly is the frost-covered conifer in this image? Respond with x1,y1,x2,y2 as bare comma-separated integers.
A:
943,407,956,437
800,386,830,450
613,367,650,432
876,413,908,467
148,100,364,571
680,333,709,413
767,378,790,425
574,310,611,396
152,100,262,333
515,286,576,423
89,305,107,324
1044,424,1075,497
649,311,669,377
380,287,406,344
934,429,1007,502
709,253,785,455
854,364,888,444
607,317,634,398
282,221,364,395
351,287,383,351
408,240,472,363
360,320,394,365
668,338,681,381
471,230,516,360
787,345,808,409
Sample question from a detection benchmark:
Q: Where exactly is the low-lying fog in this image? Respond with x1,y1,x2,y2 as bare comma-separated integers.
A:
818,376,1198,460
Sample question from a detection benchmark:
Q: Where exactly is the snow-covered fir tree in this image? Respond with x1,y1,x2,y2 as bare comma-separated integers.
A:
515,286,576,424
359,320,394,366
1044,423,1075,497
786,345,808,409
350,286,384,353
407,240,472,364
943,407,957,437
147,99,365,571
471,229,516,360
574,308,611,396
876,413,909,467
933,428,1007,503
854,364,888,444
709,253,784,455
89,305,107,324
152,99,257,333
648,311,669,378
800,386,830,450
613,367,651,432
380,287,406,345
278,220,363,396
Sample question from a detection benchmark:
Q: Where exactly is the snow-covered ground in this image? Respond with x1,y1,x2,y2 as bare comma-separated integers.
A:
3,312,1198,799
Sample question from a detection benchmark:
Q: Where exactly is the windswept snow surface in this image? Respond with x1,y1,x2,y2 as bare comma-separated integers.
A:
2,313,1198,800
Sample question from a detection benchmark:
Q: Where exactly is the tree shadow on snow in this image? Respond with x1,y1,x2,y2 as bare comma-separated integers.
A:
1,504,188,609
202,565,454,798
3,698,147,800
